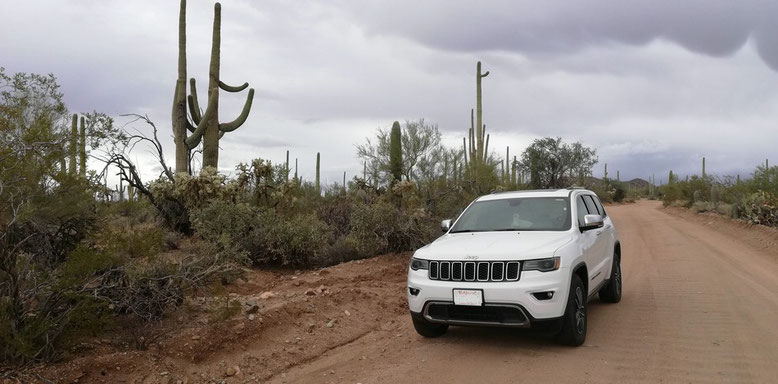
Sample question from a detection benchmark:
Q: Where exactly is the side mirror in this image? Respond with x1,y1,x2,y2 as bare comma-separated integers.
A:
441,219,452,233
580,214,604,231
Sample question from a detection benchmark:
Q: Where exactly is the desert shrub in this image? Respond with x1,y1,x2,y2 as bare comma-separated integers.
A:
191,200,255,248
317,195,354,238
738,191,778,226
346,200,436,256
93,224,165,260
247,210,332,266
192,201,331,267
691,201,715,213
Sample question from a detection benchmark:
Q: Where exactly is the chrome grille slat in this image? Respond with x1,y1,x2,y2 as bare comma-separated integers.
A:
491,262,504,281
477,262,490,281
464,262,476,281
440,261,451,280
452,262,463,280
506,262,520,281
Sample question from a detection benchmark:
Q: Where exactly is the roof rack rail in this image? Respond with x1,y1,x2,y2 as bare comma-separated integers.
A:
566,186,586,190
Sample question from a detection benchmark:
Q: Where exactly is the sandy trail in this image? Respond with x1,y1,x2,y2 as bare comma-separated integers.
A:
269,200,778,384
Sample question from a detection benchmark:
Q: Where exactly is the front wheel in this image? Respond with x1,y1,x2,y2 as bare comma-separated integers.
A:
411,314,448,338
599,253,622,303
556,274,587,346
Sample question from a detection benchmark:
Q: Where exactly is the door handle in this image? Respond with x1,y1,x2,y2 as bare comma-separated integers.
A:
595,231,603,236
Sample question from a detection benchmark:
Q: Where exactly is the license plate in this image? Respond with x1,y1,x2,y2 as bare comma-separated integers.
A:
453,289,483,306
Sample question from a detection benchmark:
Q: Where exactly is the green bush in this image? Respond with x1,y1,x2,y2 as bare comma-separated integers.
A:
247,210,332,266
346,200,436,256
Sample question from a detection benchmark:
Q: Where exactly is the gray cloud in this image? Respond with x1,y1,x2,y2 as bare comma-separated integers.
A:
341,0,778,71
2,0,776,185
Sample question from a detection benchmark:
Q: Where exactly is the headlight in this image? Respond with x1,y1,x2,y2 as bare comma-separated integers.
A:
410,258,429,271
522,257,560,272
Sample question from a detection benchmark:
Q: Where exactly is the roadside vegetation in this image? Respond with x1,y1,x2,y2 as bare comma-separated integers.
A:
660,159,777,227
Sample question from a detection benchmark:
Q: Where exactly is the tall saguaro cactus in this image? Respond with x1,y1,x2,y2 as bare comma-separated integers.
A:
389,121,403,183
173,0,254,174
315,152,321,192
79,115,86,177
69,114,77,175
475,61,489,162
702,157,706,178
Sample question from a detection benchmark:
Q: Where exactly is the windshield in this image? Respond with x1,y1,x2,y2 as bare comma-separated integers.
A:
449,197,571,232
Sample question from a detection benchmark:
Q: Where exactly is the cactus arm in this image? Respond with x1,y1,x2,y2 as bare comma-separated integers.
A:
188,78,202,126
185,117,196,133
185,91,217,149
481,71,490,77
218,80,248,92
219,88,254,132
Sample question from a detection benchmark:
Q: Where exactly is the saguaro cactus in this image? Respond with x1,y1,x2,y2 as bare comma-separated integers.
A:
79,115,86,177
69,114,77,175
604,163,608,180
285,150,290,179
702,157,706,178
389,121,403,183
315,152,321,192
173,0,254,173
505,146,509,183
475,61,489,162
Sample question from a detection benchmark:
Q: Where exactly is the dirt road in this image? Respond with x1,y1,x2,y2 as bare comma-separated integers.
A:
269,200,778,384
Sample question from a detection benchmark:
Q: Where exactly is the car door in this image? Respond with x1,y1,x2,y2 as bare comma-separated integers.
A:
590,194,616,279
575,194,601,295
582,194,608,289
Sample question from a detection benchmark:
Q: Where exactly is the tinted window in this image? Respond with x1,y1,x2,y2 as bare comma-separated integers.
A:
576,196,588,227
451,197,572,232
591,195,607,217
583,195,599,215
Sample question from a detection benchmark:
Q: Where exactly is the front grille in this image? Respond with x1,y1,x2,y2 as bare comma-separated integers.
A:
428,261,520,282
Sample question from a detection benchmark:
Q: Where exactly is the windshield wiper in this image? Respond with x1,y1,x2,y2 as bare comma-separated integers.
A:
492,228,521,231
449,229,481,233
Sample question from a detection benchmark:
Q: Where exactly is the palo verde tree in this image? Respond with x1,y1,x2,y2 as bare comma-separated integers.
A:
519,137,597,189
357,119,445,185
172,0,255,174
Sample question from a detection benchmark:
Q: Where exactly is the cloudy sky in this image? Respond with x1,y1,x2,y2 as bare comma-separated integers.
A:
2,0,777,184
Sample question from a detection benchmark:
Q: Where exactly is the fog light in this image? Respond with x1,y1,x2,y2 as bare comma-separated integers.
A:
409,287,420,296
532,291,554,301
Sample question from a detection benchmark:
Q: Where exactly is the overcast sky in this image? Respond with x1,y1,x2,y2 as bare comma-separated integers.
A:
2,0,777,184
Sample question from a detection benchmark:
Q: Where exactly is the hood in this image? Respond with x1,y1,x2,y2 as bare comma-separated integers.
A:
414,231,573,261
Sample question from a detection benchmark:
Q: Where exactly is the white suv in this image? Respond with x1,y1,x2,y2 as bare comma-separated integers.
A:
407,188,621,346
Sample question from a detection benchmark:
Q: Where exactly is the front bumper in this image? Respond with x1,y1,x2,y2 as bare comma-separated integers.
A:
407,266,570,325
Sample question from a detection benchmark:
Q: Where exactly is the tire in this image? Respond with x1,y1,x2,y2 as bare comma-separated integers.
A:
556,274,587,346
599,252,622,303
411,314,448,338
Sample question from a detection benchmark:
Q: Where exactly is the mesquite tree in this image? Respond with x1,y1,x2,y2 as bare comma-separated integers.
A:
172,0,255,174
